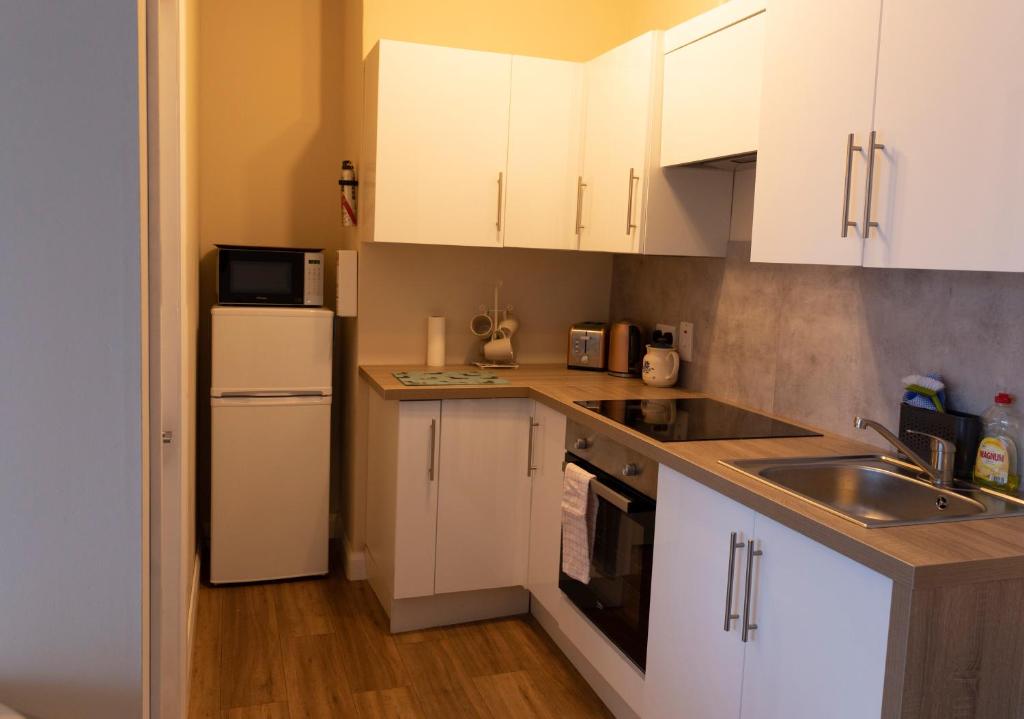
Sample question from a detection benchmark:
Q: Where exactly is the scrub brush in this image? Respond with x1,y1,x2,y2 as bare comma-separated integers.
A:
902,373,946,412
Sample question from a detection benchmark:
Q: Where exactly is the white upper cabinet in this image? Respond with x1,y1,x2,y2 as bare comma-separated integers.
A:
581,32,733,257
751,0,883,266
864,1,1024,271
660,2,766,166
579,33,659,254
503,57,584,250
362,41,511,247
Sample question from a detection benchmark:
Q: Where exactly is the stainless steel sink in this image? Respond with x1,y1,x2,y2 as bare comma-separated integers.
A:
721,455,1024,527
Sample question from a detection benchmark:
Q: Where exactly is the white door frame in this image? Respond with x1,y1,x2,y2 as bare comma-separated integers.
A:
147,0,198,716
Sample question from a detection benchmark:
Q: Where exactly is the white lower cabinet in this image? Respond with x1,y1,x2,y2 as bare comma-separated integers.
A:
434,398,533,593
646,466,893,719
366,395,536,607
526,400,568,608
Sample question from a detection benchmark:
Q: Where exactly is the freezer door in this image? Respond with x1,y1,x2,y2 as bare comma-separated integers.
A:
211,306,333,396
210,395,330,583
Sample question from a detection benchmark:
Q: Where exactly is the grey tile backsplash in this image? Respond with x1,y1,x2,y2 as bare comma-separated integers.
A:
609,172,1024,441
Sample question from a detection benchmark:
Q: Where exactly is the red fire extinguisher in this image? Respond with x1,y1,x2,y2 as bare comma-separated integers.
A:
338,160,357,226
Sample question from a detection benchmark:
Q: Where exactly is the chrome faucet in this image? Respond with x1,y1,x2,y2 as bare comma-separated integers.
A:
854,416,956,487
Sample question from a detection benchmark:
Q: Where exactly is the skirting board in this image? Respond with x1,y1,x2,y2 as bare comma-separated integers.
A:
389,586,530,634
530,598,639,719
344,535,367,580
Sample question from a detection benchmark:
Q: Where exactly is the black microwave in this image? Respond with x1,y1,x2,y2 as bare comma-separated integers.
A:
216,245,324,307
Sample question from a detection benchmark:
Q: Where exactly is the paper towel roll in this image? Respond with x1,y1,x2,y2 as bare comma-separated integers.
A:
427,316,446,367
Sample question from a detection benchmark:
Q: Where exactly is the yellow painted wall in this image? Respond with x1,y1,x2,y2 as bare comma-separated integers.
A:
362,0,727,59
625,0,727,38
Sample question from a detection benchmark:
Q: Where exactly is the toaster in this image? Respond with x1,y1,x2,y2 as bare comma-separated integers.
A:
567,322,609,371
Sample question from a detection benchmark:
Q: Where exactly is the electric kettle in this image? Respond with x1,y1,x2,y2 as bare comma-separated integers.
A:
607,321,643,377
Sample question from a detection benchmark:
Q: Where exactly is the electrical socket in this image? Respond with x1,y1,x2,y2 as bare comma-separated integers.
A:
655,323,676,344
678,321,694,362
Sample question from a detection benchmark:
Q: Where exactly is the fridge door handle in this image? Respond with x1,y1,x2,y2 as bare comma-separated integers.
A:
219,390,326,398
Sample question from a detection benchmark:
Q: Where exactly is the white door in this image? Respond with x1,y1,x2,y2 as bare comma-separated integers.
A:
526,401,567,610
645,467,756,719
393,400,441,599
579,33,658,254
864,1,1024,271
660,11,766,166
434,399,533,594
210,396,331,584
739,513,892,719
503,56,584,250
751,0,883,265
371,40,511,247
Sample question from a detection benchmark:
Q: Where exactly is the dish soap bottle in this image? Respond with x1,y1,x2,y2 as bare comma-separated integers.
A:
973,393,1021,493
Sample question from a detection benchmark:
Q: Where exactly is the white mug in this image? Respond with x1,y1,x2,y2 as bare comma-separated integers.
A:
497,317,519,338
484,336,514,362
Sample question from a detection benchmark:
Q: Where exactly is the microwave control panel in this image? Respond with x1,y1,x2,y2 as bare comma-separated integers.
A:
303,252,325,306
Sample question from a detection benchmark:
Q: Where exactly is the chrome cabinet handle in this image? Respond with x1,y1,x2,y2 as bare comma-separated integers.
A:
625,168,639,234
723,532,745,631
862,130,885,239
741,539,763,642
427,418,437,482
526,417,539,475
575,176,587,236
496,171,504,231
840,133,863,238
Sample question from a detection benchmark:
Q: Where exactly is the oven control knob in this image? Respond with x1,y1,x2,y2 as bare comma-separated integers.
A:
621,463,641,477
573,438,591,451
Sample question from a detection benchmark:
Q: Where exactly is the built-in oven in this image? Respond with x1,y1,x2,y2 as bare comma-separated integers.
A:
560,420,658,672
217,244,324,307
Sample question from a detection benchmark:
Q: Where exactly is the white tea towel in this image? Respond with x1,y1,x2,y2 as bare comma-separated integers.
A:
561,462,597,583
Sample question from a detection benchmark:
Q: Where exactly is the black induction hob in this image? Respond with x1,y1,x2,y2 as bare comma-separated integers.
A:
574,397,822,442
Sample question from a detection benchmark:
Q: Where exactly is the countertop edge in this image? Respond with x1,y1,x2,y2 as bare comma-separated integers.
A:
360,366,1024,588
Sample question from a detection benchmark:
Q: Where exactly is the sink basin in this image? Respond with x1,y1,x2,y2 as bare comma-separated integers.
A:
721,455,1024,527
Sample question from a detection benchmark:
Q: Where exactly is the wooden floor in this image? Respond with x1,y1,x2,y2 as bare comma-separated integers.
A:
188,567,614,718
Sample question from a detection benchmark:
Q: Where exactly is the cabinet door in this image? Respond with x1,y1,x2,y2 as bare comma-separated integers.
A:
751,0,882,265
865,1,1024,271
503,57,584,250
435,399,533,594
371,40,511,247
526,401,567,609
661,10,766,166
393,401,441,599
645,466,756,719
579,33,658,254
739,513,892,719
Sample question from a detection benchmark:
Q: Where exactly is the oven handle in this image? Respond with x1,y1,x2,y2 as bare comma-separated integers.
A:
591,479,632,513
563,459,644,513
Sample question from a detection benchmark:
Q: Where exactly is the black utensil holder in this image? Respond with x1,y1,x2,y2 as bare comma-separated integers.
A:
898,403,981,480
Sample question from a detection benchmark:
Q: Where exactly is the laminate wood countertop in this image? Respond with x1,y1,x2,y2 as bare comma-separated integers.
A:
360,364,1024,589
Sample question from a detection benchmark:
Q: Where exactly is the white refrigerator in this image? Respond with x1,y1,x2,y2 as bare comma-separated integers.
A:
210,306,333,584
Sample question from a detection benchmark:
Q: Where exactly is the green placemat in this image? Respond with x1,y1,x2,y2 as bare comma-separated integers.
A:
393,370,509,386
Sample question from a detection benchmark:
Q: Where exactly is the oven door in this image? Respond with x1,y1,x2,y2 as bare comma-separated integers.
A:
559,453,656,672
218,247,305,305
